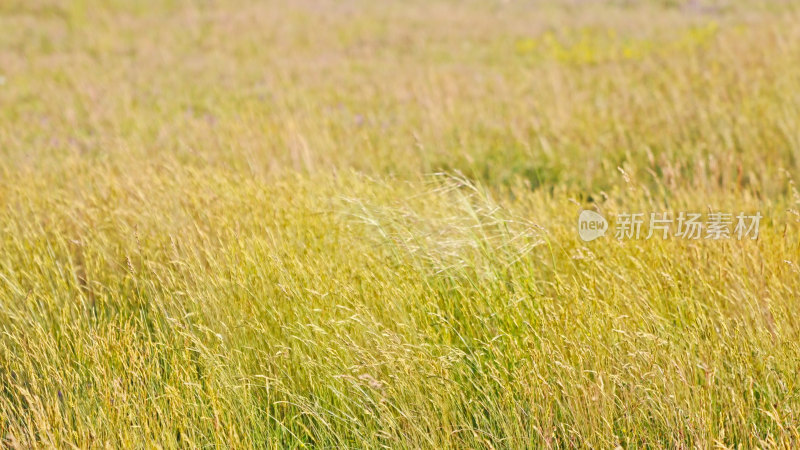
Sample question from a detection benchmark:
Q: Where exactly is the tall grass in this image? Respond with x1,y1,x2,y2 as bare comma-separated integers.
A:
2,0,800,447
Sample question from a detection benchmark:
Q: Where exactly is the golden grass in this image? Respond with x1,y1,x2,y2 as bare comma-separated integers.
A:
2,0,800,447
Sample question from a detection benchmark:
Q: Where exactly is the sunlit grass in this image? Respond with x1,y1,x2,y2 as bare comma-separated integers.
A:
2,0,800,447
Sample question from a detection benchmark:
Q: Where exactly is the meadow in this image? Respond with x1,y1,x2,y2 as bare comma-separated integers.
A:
2,0,800,447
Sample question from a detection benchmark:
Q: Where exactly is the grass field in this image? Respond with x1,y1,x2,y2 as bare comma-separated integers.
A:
3,0,800,447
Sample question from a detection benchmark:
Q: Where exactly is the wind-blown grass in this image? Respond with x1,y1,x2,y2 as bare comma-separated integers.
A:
2,0,800,447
